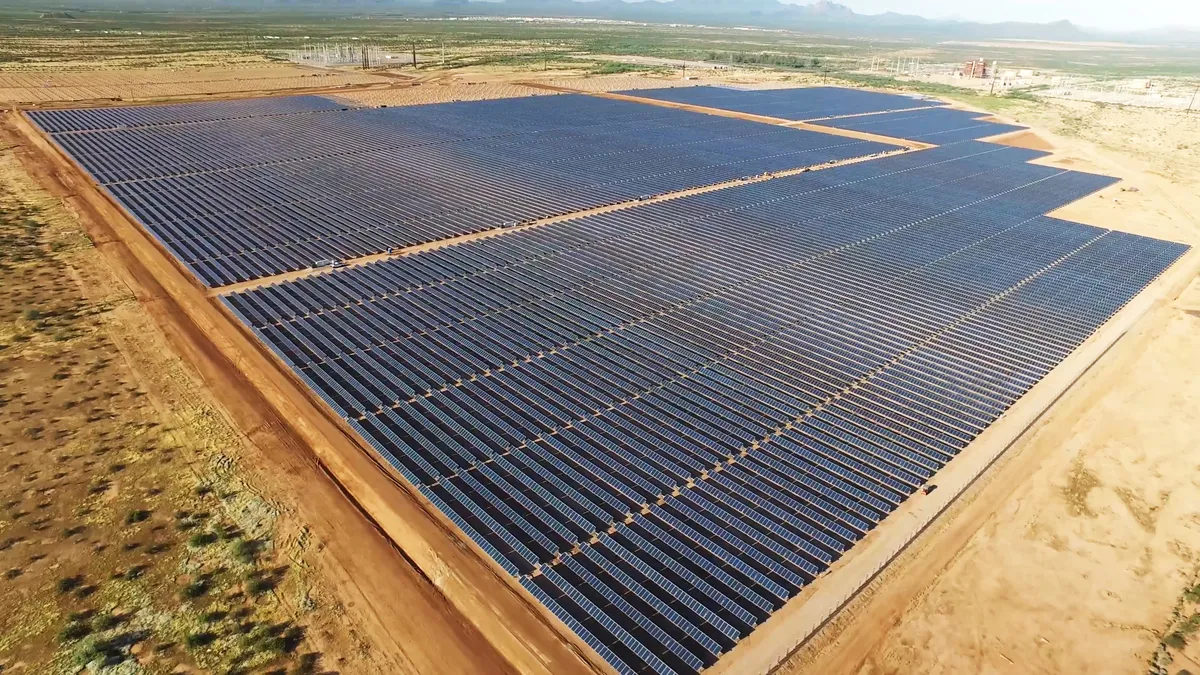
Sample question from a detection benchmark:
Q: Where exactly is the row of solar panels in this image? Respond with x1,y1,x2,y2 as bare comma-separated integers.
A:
219,142,1059,320
34,96,756,183
223,140,1189,674
33,94,893,287
620,85,943,121
29,94,352,133
812,106,1025,144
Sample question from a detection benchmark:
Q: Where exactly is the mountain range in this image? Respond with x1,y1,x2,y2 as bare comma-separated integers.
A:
413,0,1197,43
76,0,1200,43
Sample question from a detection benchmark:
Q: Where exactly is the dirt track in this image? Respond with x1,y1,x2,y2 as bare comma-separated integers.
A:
4,110,606,675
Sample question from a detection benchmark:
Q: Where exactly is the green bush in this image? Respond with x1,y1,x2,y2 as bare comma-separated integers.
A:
184,631,216,648
188,532,218,548
58,622,91,642
246,576,274,596
232,539,259,564
92,613,120,631
124,509,151,525
181,579,209,599
201,610,226,623
57,575,84,594
1165,631,1188,649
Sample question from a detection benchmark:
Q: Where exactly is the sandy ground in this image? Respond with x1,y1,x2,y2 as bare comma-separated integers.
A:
0,66,389,105
776,99,1200,675
0,138,373,673
5,59,1200,675
0,114,555,674
329,81,552,107
6,108,609,675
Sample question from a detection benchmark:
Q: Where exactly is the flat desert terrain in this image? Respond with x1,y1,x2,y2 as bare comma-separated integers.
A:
2,57,1198,675
781,99,1200,675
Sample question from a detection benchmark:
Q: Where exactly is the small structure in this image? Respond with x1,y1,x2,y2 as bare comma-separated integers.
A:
961,58,990,79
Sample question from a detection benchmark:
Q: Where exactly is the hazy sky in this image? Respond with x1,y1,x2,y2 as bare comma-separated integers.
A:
824,0,1196,31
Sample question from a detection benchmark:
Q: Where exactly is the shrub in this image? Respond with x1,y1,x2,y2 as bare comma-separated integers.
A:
57,575,84,594
232,539,259,564
1165,631,1188,649
246,576,274,596
180,576,208,595
184,631,216,648
92,613,120,631
22,309,41,321
1181,613,1200,637
123,565,148,581
188,532,218,548
124,509,151,525
58,622,91,642
201,610,226,623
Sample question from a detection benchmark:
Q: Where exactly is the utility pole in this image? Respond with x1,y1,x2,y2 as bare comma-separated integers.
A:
989,61,1000,95
411,41,417,69
1188,85,1199,114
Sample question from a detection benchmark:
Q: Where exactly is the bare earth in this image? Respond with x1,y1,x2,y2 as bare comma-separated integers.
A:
0,111,525,674
2,59,1199,675
780,100,1200,675
0,66,390,105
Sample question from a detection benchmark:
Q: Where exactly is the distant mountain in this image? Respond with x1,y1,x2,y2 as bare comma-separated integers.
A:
57,0,1199,44
417,0,1099,41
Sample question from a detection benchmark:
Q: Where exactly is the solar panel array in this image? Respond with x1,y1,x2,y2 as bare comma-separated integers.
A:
222,140,1189,675
812,107,1025,145
28,94,892,287
620,85,942,121
29,94,351,133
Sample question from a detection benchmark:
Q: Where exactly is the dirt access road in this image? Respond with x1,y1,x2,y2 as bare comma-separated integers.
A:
4,111,606,675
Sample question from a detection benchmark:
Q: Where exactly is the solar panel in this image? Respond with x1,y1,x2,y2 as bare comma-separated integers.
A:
223,141,1189,674
26,94,350,133
29,94,893,287
620,85,943,120
812,106,1026,144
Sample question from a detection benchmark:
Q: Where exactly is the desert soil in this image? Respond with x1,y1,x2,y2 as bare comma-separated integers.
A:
780,99,1200,675
4,56,1200,675
0,106,522,673
0,145,336,674
0,66,390,105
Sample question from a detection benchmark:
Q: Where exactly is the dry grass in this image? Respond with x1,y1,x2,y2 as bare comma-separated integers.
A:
0,65,388,104
330,81,551,107
0,147,329,673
